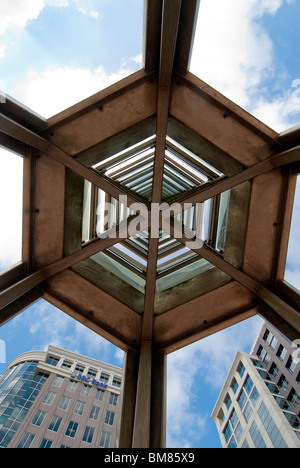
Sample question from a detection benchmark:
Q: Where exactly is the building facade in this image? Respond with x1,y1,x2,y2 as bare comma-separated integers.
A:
211,322,300,448
0,345,123,448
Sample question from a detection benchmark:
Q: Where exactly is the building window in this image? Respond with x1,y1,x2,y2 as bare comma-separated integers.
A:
48,415,62,432
224,393,232,409
241,438,249,448
263,329,278,349
237,361,245,377
52,375,64,387
109,393,118,406
230,377,238,394
61,360,72,370
73,400,86,416
65,421,79,438
269,362,279,379
58,396,71,411
89,405,100,421
286,355,298,374
235,422,243,444
237,389,247,410
249,386,260,407
258,401,288,448
244,375,253,395
100,373,109,384
75,364,85,373
39,438,53,448
17,432,35,448
46,356,59,366
31,409,46,427
105,411,115,426
283,412,300,430
66,380,77,392
273,395,290,411
99,431,111,448
87,369,97,378
42,391,56,405
243,402,253,423
80,384,90,397
223,422,232,443
95,389,105,402
82,426,95,444
278,374,289,393
287,388,300,409
277,344,287,361
257,346,270,366
250,358,263,368
249,420,267,448
229,408,238,430
112,377,121,388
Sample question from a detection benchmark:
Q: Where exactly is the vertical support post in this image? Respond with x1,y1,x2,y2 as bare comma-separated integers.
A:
118,345,167,448
132,339,153,448
151,351,167,448
118,350,139,448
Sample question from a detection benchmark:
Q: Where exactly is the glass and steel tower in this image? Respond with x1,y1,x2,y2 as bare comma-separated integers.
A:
212,322,300,448
0,359,48,447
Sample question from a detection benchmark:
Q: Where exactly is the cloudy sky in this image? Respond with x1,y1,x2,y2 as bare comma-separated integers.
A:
0,0,299,448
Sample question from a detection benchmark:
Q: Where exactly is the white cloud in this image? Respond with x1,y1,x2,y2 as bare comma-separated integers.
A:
78,7,99,19
167,316,262,447
0,149,23,270
0,43,8,58
190,0,298,131
0,0,99,56
131,53,143,66
191,0,274,109
11,65,133,118
0,0,45,36
27,300,121,363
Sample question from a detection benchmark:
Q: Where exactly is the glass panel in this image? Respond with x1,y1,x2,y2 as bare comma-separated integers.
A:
156,258,214,293
0,149,23,272
216,190,231,253
91,252,146,294
82,180,92,243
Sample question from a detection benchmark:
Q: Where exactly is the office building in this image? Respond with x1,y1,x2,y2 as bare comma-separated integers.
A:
211,322,300,448
0,345,123,448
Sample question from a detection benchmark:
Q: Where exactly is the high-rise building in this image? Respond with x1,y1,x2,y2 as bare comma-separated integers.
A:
0,345,123,448
211,321,300,448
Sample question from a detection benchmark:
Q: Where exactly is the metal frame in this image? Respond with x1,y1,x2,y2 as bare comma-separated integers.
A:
0,0,299,448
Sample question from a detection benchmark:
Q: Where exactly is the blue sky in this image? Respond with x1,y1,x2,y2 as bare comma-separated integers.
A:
0,0,300,449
